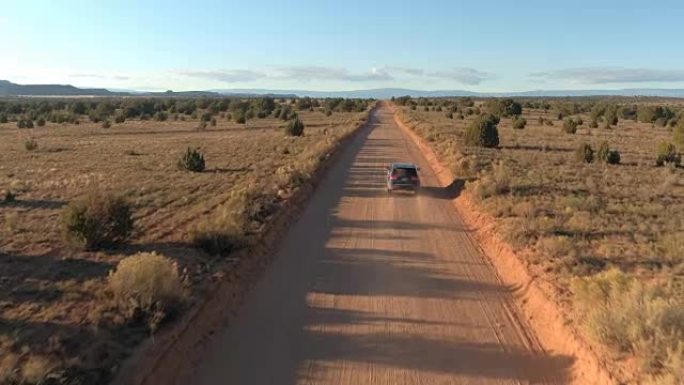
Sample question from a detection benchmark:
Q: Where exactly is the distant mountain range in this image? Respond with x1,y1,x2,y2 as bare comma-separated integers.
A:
2,80,684,98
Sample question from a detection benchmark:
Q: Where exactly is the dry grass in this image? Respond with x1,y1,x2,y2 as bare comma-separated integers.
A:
0,105,371,384
396,101,684,381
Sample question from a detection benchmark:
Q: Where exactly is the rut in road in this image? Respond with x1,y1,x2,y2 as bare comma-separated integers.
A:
183,106,574,385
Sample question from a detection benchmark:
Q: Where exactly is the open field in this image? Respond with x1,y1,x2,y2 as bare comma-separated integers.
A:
0,100,371,384
395,97,684,383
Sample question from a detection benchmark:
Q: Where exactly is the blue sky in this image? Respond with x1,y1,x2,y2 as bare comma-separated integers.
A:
3,0,684,91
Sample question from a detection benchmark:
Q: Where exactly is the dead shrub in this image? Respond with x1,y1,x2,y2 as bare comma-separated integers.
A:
109,252,185,331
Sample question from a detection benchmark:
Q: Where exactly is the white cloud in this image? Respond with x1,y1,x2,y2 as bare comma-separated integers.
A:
176,69,265,83
427,67,493,85
531,67,684,84
273,66,393,82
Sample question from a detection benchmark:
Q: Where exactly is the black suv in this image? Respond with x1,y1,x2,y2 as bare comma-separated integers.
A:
386,163,421,194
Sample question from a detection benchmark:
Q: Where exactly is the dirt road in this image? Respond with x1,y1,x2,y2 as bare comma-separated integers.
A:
183,105,573,385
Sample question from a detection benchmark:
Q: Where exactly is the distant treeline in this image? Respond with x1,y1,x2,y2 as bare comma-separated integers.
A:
0,96,373,126
391,95,683,127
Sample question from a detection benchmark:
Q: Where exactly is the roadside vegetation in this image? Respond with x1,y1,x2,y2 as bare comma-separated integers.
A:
393,95,684,383
0,96,374,384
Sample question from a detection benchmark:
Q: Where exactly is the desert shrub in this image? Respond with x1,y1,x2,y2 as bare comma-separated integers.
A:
102,120,111,129
36,117,46,127
25,120,34,128
468,161,510,199
191,206,245,256
17,120,26,128
606,150,621,165
0,113,7,123
234,111,246,124
178,147,205,172
114,114,126,123
485,98,522,117
545,119,554,126
563,118,578,134
200,111,213,122
537,116,544,125
108,252,185,331
512,116,527,129
284,117,305,137
675,120,684,149
62,192,134,250
153,111,167,122
597,141,610,162
576,143,594,163
210,117,217,126
445,112,453,119
656,143,682,167
24,138,38,151
572,269,684,376
4,190,16,203
590,119,599,128
465,113,499,148
325,109,333,117
575,117,584,126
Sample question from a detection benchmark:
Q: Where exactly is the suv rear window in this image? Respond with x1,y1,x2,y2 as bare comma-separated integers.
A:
392,167,417,177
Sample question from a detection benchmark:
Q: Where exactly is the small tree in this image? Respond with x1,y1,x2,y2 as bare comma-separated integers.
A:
465,114,500,148
563,118,578,134
178,147,206,172
576,143,594,163
284,117,305,137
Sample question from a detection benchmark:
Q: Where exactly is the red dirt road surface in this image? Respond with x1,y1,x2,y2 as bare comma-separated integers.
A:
182,106,573,385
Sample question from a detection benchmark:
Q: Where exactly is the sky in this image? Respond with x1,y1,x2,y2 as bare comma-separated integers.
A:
2,0,684,92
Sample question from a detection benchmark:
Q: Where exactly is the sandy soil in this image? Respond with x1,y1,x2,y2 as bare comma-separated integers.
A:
181,106,572,385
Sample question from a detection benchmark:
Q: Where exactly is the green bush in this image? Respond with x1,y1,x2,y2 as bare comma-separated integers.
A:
24,138,38,151
154,111,168,122
656,142,682,167
62,192,134,250
512,116,527,129
178,147,206,172
0,114,7,123
36,117,46,127
465,113,499,148
576,143,594,163
114,114,126,124
606,150,621,165
108,252,185,331
563,118,578,134
284,117,305,137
